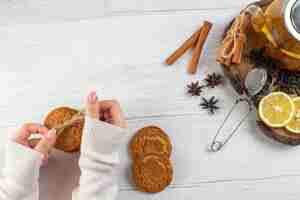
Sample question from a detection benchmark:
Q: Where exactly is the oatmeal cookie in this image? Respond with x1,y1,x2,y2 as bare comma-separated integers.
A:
130,126,172,159
44,107,84,152
132,154,173,193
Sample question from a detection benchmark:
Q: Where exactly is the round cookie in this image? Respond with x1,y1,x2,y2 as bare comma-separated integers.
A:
132,154,173,193
130,126,172,159
44,107,84,152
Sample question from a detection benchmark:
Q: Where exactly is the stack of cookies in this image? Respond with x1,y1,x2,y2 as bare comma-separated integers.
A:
130,126,173,193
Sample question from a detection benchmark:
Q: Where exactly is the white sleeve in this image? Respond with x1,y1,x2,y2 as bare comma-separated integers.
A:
0,141,42,200
75,116,128,200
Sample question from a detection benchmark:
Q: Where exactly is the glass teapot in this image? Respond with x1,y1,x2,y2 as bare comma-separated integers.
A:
248,0,300,70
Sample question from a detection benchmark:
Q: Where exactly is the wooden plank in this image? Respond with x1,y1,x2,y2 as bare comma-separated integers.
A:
109,0,253,12
119,175,300,200
0,0,251,25
0,0,106,25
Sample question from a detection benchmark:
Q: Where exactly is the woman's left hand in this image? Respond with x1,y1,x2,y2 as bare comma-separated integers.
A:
11,123,57,165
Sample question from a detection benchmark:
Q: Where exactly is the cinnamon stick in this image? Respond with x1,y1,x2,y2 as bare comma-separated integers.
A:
187,21,213,74
217,36,234,66
165,27,202,65
232,13,248,64
232,34,246,64
218,13,250,66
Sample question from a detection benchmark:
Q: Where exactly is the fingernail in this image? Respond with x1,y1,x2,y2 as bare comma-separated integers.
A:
88,91,98,103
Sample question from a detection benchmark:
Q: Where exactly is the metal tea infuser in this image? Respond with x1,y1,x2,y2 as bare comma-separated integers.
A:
209,68,270,152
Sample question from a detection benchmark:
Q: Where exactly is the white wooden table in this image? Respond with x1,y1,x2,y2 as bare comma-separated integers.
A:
1,0,300,200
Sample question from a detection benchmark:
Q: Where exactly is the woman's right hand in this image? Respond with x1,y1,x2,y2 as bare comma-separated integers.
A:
11,123,57,165
86,91,127,128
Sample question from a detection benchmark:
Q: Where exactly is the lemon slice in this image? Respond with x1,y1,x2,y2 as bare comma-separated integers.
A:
286,97,300,134
259,92,295,128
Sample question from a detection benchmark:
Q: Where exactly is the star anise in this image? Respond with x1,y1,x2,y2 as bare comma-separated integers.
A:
187,81,203,96
200,96,219,114
205,73,224,88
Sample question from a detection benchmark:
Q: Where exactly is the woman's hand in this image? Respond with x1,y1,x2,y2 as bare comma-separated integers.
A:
86,91,127,128
11,123,57,165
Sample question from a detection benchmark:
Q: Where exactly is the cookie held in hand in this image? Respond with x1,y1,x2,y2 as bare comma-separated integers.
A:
44,107,84,152
130,126,172,159
132,154,173,193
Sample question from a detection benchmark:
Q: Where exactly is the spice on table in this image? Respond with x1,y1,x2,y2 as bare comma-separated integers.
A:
187,81,203,96
217,12,250,66
204,73,224,88
165,27,203,65
188,21,213,74
200,96,219,114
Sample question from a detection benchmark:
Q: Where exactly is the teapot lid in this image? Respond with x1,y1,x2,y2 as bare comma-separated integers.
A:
285,0,300,41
